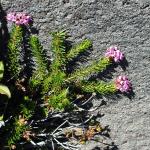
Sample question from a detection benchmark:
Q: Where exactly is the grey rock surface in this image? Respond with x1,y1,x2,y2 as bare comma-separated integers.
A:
1,0,150,149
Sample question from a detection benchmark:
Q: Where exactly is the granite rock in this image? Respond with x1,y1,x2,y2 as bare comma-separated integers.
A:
1,0,150,149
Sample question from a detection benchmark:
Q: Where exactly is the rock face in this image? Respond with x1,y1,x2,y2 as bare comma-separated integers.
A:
1,0,150,149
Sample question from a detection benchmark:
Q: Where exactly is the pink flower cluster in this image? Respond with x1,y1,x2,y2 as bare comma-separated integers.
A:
105,46,124,62
6,12,32,25
115,76,131,93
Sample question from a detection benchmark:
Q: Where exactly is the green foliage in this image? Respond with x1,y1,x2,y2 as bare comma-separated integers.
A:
7,117,28,146
37,31,113,110
7,96,35,147
0,9,130,149
51,30,67,69
0,85,11,98
42,31,69,109
7,25,23,78
67,39,92,61
42,31,67,93
68,57,111,82
49,88,70,110
79,81,116,95
20,96,36,119
0,61,4,79
0,61,11,98
29,35,48,88
5,28,115,110
0,24,128,149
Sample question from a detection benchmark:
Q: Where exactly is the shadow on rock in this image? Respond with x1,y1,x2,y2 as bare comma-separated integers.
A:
120,57,129,71
0,4,9,61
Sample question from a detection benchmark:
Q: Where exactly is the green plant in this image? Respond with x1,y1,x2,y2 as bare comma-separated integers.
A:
7,25,23,79
7,96,35,147
29,31,117,111
29,35,47,88
0,61,11,98
3,12,132,149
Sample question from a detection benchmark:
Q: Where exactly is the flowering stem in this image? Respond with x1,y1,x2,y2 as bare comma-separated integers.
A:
68,57,111,82
79,81,117,95
7,25,23,78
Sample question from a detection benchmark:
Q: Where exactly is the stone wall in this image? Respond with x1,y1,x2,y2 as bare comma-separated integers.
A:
1,0,150,149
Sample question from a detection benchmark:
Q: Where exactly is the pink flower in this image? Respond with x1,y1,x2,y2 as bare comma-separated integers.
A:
105,46,124,62
6,12,16,22
115,76,131,93
6,12,32,25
